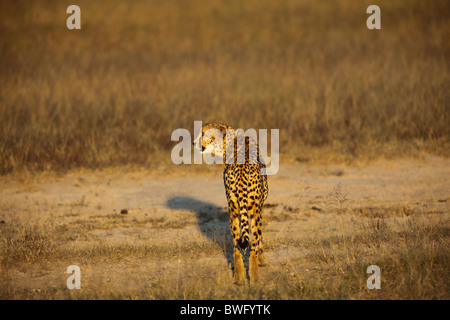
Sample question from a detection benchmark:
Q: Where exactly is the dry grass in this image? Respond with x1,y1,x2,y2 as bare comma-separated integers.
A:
1,201,448,299
0,0,449,174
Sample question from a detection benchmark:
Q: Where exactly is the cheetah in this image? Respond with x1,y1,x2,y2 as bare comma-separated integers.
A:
193,122,268,285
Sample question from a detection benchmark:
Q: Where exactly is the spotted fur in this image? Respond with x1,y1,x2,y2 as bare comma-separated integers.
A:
193,122,268,285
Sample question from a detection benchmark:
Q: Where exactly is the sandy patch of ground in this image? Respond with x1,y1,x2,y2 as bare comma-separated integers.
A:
0,156,448,299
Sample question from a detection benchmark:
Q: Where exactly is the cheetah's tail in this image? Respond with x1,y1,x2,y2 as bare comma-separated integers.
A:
238,177,249,251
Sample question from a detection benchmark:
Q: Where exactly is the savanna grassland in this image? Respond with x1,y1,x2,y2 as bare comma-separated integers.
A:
0,0,449,174
0,0,449,300
1,159,449,299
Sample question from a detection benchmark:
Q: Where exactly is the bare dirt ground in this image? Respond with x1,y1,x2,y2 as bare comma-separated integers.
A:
1,156,449,299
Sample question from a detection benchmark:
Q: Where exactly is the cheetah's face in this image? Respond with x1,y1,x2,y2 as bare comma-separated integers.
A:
193,125,225,157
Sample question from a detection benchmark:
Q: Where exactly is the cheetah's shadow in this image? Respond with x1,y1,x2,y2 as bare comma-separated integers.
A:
166,197,234,266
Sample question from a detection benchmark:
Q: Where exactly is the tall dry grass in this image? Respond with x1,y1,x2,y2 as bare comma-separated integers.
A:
1,0,449,174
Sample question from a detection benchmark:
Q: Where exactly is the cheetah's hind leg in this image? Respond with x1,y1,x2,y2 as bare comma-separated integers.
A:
230,215,246,285
257,241,267,266
249,203,262,285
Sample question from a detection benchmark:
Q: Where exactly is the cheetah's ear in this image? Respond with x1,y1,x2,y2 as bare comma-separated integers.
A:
220,124,234,139
220,126,228,138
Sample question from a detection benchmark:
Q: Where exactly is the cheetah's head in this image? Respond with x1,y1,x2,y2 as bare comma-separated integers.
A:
193,123,231,158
